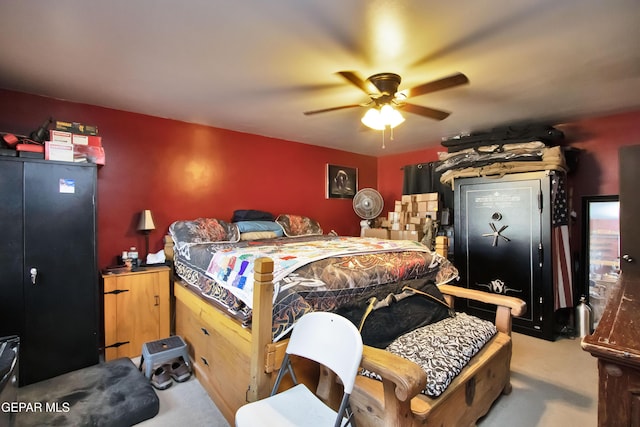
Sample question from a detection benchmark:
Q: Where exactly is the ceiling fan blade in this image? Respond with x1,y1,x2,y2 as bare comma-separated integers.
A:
303,104,362,115
404,73,469,98
336,71,378,95
401,103,451,121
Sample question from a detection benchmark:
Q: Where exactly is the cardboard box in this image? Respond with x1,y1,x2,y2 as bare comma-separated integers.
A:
401,195,415,203
388,211,401,222
435,236,449,256
403,230,424,242
409,216,425,225
394,201,406,212
416,200,439,212
425,211,439,220
363,228,390,239
50,130,72,144
390,230,425,241
406,202,418,212
45,141,74,162
427,200,439,211
415,192,439,202
72,134,102,146
55,120,98,136
413,211,439,220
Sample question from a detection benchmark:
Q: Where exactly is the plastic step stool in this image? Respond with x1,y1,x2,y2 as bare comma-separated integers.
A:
139,336,191,379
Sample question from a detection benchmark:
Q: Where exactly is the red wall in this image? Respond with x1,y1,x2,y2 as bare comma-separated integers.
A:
0,89,377,268
2,88,638,271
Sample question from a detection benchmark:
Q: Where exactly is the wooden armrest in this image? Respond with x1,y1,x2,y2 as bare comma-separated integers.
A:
438,284,526,335
438,284,526,317
360,345,426,402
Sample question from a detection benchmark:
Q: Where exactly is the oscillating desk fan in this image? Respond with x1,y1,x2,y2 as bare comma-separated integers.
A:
353,188,384,237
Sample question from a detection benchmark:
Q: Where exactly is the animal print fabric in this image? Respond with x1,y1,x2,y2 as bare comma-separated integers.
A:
361,312,497,397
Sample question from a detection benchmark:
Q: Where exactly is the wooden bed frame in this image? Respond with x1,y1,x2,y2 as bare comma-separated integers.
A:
165,239,526,427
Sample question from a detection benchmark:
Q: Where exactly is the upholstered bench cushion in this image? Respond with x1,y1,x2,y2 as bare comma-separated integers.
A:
16,358,159,427
361,312,497,397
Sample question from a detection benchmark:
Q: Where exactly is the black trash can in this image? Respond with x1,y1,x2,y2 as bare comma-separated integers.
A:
0,336,19,427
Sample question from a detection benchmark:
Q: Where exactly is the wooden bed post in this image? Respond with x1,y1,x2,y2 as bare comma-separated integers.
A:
247,257,275,402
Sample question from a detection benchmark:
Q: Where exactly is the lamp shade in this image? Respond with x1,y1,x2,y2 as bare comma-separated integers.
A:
361,105,405,130
361,108,386,130
137,210,156,232
380,104,405,128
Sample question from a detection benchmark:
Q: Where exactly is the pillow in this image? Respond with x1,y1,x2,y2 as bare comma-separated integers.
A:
236,221,284,237
275,214,323,237
361,312,497,397
169,218,240,244
240,231,279,241
231,209,274,222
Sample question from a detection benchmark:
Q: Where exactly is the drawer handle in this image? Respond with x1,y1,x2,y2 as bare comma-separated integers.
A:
201,327,210,336
201,357,209,366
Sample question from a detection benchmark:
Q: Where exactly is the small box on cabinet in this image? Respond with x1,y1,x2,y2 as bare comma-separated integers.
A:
45,141,74,162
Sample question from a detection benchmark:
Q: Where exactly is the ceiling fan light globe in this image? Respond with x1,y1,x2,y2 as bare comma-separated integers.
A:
361,108,386,130
381,105,405,128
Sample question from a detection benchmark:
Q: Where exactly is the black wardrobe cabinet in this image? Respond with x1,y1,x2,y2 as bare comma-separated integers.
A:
0,157,99,386
454,171,559,340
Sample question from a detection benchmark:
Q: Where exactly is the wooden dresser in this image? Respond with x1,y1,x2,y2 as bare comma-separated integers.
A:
582,274,640,426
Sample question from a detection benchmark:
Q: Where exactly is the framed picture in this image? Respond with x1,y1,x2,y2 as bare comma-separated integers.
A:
326,164,358,199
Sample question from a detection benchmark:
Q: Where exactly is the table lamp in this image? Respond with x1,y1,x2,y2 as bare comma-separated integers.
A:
137,209,156,261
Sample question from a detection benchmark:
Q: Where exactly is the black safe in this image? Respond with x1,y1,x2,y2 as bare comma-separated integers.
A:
454,171,563,341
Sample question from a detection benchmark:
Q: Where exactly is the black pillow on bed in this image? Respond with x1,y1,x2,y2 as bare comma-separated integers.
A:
232,209,275,222
335,281,452,349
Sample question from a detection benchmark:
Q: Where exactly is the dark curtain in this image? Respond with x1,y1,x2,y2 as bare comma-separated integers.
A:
402,162,454,224
402,163,434,195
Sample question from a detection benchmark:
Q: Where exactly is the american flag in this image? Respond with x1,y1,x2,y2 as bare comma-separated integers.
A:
551,172,573,309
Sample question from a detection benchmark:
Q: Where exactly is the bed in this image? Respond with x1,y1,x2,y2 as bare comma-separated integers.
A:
165,215,526,426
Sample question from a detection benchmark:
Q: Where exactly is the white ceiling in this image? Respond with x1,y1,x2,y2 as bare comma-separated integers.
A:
1,0,639,156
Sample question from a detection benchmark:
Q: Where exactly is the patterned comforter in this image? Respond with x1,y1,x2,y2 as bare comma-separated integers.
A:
173,235,459,341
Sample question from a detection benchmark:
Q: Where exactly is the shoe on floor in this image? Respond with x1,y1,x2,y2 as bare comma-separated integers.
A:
169,357,191,383
151,365,173,390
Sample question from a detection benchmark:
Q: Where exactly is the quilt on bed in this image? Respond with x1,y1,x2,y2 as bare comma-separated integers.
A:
171,233,458,341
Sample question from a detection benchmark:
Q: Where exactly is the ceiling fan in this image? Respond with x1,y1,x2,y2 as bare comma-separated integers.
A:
303,71,469,123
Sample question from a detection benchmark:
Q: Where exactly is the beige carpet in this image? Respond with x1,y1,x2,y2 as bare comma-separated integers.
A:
136,375,228,427
478,333,598,426
140,332,598,427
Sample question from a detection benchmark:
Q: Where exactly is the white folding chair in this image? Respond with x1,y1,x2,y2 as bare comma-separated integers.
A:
235,311,363,427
